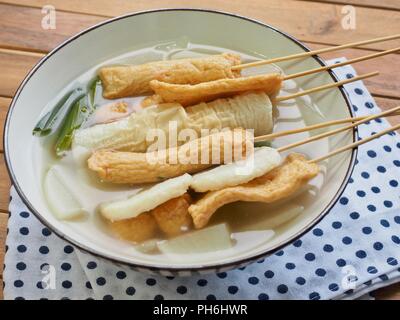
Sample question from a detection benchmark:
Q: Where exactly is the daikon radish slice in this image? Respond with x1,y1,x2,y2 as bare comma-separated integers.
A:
157,223,232,254
191,147,281,192
100,173,192,221
44,166,87,220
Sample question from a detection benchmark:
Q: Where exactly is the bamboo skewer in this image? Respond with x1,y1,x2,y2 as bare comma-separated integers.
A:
310,123,400,163
275,105,400,152
254,110,400,142
0,47,46,58
232,34,400,70
276,71,378,102
283,47,400,80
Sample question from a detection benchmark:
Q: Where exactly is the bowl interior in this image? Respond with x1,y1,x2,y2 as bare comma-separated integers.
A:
5,9,354,270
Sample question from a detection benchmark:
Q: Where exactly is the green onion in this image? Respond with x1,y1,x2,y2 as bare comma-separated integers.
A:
88,77,101,109
33,88,84,136
55,96,89,156
254,140,272,148
54,78,102,156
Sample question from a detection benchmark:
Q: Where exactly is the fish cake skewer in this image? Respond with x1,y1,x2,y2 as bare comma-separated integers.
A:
99,53,241,99
88,129,253,184
149,73,283,106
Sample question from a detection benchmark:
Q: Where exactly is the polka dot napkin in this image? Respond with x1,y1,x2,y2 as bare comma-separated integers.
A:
3,59,400,300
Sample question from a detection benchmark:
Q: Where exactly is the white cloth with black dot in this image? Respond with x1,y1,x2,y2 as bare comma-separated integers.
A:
3,59,400,300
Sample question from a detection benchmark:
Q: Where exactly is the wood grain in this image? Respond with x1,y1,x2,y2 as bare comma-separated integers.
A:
0,1,399,51
0,97,11,152
0,3,103,53
0,52,40,97
373,283,400,300
299,0,400,11
0,156,10,213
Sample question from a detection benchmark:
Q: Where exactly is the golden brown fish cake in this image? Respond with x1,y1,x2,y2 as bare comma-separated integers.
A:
149,73,283,106
188,153,320,229
152,193,193,237
87,129,253,184
109,212,159,243
99,53,241,99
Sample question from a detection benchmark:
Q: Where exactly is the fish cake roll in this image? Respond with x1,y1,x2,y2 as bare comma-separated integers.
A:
152,193,193,237
87,129,253,184
149,73,283,106
99,53,241,99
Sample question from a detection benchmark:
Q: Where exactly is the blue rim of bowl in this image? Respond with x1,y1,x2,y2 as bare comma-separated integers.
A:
3,8,357,273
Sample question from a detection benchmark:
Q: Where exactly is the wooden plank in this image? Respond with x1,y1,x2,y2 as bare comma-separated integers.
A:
0,212,7,301
374,97,400,126
0,212,8,300
0,3,103,52
0,97,11,152
306,43,400,99
374,283,400,300
0,157,11,213
299,0,400,11
0,1,399,51
0,52,40,97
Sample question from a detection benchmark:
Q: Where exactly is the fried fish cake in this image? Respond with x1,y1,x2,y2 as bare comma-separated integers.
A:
149,73,283,106
152,193,193,237
188,153,320,229
99,53,241,99
109,212,159,243
88,129,252,184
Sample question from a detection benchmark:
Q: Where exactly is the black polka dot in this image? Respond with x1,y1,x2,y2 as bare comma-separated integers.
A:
61,262,71,271
17,245,27,253
264,270,274,278
41,228,51,236
39,246,49,254
177,285,187,294
296,277,306,285
206,294,216,300
62,280,72,289
126,286,136,296
103,295,113,300
19,211,29,218
146,278,156,286
86,281,92,289
258,293,269,300
248,276,259,285
197,279,208,287
217,272,227,279
116,271,126,279
87,261,97,269
154,294,164,300
305,253,315,261
64,245,74,254
96,277,106,286
277,284,288,294
309,292,321,300
228,285,239,294
14,280,24,288
19,227,29,235
16,262,26,271
336,259,346,267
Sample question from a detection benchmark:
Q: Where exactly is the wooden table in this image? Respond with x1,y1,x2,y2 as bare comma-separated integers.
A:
0,0,399,300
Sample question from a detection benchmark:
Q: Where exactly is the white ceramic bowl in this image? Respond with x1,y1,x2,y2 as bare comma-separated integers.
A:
4,9,356,275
